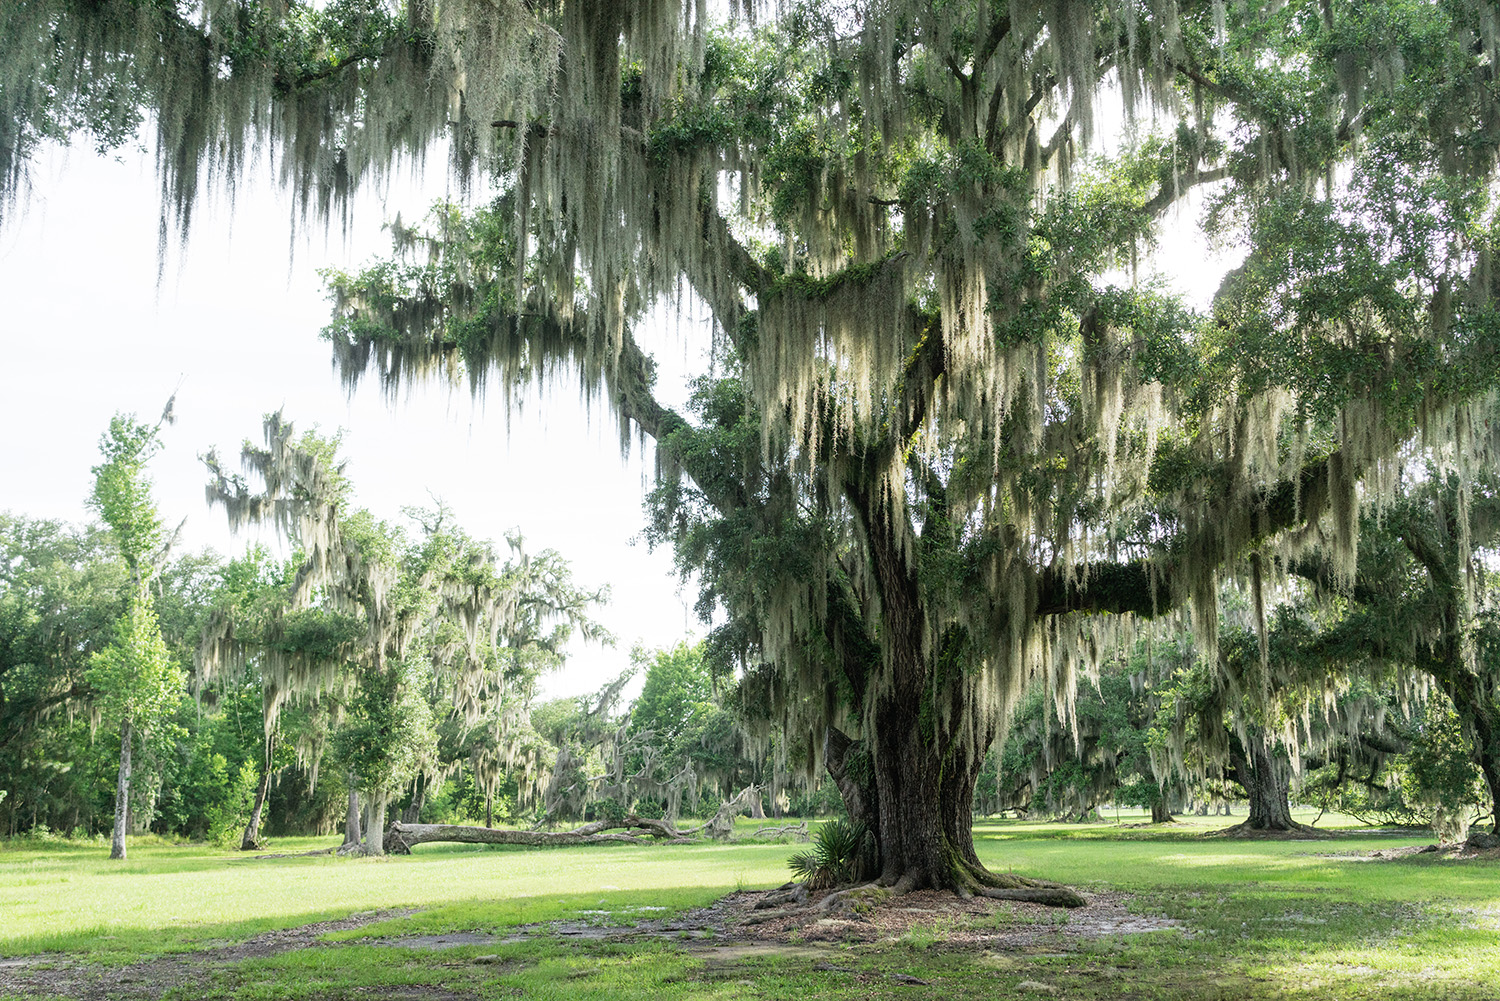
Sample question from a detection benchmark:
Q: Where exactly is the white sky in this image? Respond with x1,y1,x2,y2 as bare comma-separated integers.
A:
0,124,1235,703
0,147,706,701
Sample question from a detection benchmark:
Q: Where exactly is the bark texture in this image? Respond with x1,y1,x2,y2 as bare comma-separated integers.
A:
342,784,361,848
110,718,133,860
240,748,273,851
364,793,387,856
1224,737,1320,836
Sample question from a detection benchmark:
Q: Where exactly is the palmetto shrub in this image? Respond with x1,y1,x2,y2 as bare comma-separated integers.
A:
787,819,873,889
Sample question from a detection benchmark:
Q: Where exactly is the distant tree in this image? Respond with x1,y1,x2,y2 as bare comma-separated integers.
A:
628,642,714,756
628,640,773,819
86,408,186,859
201,415,605,853
998,657,1165,823
0,516,124,835
1285,475,1500,835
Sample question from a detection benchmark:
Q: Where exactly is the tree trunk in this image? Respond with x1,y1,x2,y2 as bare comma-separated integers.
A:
364,792,386,856
829,496,1085,907
342,782,361,848
1225,736,1318,836
1440,674,1500,835
1150,797,1174,824
110,718,133,860
820,682,1081,905
241,738,275,851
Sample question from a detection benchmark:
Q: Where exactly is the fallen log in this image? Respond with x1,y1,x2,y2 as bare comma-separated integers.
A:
751,822,809,839
384,816,697,854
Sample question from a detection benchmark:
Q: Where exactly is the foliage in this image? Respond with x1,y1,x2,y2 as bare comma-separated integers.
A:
86,411,184,735
786,818,873,890
997,659,1164,821
6,0,1500,886
1,819,1497,1000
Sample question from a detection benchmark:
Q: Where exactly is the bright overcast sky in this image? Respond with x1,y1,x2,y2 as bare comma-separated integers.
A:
0,120,1234,703
0,145,707,701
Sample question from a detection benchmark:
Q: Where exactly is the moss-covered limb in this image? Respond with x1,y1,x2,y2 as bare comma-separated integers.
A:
1034,559,1171,618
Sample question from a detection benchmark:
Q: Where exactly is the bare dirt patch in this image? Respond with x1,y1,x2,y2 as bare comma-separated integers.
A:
0,890,1183,998
0,909,414,1001
1315,841,1500,863
706,888,1184,949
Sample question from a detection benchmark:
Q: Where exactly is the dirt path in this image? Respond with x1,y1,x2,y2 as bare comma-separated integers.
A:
0,909,415,1001
0,891,1183,999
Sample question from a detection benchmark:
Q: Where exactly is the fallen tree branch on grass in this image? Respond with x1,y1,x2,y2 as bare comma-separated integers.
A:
383,816,698,854
751,822,809,839
677,785,765,839
252,847,337,859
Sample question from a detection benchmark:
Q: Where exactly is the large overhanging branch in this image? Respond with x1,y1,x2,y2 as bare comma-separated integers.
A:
1035,454,1344,618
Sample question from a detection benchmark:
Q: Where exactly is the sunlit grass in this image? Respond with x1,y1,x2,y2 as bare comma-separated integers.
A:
0,835,794,960
3,812,1495,999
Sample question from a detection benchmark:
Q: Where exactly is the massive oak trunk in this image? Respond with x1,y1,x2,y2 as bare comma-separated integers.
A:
110,718,133,860
829,484,1086,906
826,697,1082,906
1150,796,1175,824
1226,735,1318,836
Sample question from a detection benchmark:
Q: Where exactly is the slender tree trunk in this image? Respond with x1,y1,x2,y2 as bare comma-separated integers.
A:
342,780,361,848
241,735,275,851
402,773,426,824
240,767,273,850
484,794,493,830
364,792,386,856
110,718,133,860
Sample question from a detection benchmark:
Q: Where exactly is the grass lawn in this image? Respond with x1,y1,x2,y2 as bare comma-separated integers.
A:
1,811,1494,1000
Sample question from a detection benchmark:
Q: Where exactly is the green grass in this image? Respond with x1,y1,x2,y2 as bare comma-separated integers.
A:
2,811,1495,999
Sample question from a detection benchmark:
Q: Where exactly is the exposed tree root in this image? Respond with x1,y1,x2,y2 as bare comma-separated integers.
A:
753,882,809,910
815,882,883,913
977,886,1087,907
953,856,1088,908
1213,819,1329,839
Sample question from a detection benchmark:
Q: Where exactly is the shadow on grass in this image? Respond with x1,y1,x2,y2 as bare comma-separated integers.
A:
1,827,1496,1000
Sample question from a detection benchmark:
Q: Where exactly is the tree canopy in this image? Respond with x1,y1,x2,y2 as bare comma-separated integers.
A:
4,0,1498,894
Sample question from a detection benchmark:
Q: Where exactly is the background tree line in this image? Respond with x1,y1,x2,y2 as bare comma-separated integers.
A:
4,416,1494,848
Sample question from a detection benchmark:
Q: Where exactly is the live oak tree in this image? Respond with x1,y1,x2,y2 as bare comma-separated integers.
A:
0,516,127,836
1285,475,1500,835
87,410,186,860
996,651,1167,823
6,1,1499,897
200,415,605,854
